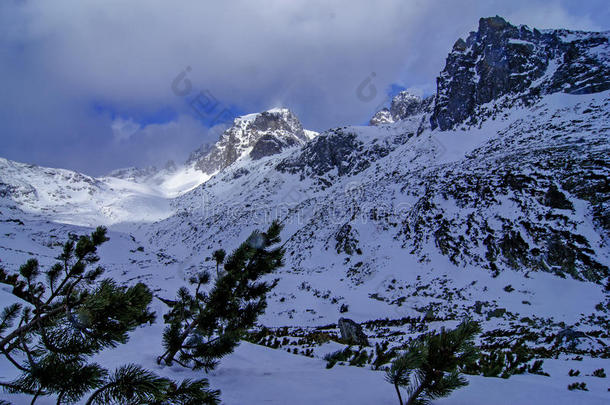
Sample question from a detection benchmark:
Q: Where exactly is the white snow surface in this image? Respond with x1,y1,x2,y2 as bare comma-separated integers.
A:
0,91,609,404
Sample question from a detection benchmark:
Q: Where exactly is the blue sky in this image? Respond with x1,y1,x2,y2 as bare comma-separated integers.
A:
1,0,608,175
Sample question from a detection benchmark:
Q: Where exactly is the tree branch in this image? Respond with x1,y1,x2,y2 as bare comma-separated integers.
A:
0,306,65,350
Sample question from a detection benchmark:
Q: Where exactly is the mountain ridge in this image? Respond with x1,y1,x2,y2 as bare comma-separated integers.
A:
430,16,610,130
0,16,608,366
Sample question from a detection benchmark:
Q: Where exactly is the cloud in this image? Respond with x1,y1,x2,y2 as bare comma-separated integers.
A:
503,2,603,31
111,118,141,143
0,0,607,174
106,114,212,172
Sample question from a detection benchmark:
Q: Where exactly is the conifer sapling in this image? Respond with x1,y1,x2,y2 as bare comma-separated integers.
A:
385,319,480,405
158,221,284,370
0,227,218,404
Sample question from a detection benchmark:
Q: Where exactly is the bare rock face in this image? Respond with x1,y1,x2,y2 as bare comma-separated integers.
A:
250,134,300,160
277,128,362,177
338,317,369,346
370,92,434,126
390,92,434,120
431,16,610,130
191,108,314,174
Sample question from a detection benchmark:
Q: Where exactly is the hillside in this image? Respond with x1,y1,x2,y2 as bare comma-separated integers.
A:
0,16,608,405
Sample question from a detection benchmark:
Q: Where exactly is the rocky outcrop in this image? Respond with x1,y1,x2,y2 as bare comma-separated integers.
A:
389,92,434,121
277,124,418,182
370,92,434,125
338,318,369,346
250,134,300,160
192,108,314,174
276,128,366,179
431,16,610,130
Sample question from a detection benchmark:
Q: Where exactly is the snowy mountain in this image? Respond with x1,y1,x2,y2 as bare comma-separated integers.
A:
143,16,609,391
0,108,316,226
431,16,610,130
370,91,434,125
107,160,177,183
0,157,174,226
189,107,317,175
1,15,609,405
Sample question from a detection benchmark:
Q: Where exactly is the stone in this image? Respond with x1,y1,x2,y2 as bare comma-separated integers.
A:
544,185,573,210
557,328,586,342
338,317,369,346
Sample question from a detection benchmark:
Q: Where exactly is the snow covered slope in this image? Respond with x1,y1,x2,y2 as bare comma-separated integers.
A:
148,90,609,331
0,16,609,405
0,157,173,226
0,108,316,225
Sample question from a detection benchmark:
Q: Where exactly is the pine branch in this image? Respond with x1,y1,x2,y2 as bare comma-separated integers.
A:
0,226,162,404
387,319,480,405
0,305,65,350
159,221,284,371
85,364,167,405
0,303,21,335
0,380,44,396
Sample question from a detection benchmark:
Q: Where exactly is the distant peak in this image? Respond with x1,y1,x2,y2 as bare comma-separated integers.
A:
235,107,294,123
369,91,434,125
393,91,422,103
189,107,314,174
478,15,511,32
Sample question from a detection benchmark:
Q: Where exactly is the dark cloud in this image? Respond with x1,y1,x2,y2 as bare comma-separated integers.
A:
0,0,607,175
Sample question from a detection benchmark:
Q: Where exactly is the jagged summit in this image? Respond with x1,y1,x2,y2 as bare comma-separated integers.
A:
368,16,610,132
370,91,434,125
431,16,610,130
191,107,317,174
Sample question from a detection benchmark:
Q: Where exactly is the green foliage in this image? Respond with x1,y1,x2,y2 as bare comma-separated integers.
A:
567,382,588,391
324,347,354,369
323,346,370,369
464,343,547,378
385,319,481,405
0,227,217,404
86,364,167,404
528,359,547,376
158,378,221,404
372,341,397,370
83,364,220,405
592,368,606,378
349,349,369,367
158,221,284,371
471,350,506,377
491,352,509,377
212,249,226,277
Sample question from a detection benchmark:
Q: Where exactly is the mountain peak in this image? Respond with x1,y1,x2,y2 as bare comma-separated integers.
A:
236,107,293,124
370,91,434,125
430,16,610,130
478,15,512,34
191,107,316,175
